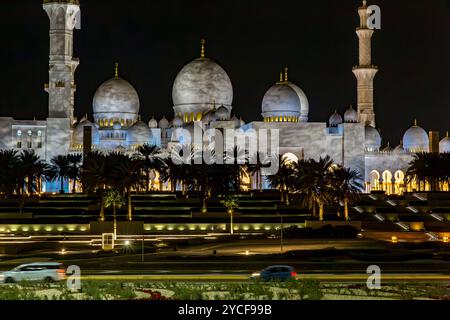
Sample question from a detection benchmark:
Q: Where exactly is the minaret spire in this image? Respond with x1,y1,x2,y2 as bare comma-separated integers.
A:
114,62,119,79
200,39,206,59
353,0,378,127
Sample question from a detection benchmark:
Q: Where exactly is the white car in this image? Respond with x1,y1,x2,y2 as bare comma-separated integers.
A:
0,262,66,284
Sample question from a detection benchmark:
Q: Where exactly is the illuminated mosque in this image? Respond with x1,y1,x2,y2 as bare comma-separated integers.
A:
0,0,448,194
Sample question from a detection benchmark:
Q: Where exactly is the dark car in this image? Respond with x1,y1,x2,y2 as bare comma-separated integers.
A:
250,265,298,282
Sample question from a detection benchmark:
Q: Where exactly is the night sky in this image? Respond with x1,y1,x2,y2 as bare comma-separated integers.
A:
1,0,449,146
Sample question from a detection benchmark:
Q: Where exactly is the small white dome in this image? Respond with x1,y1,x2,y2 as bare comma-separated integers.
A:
393,142,405,154
403,121,429,153
148,116,158,128
329,111,343,127
344,105,358,123
216,106,230,121
159,116,169,129
173,116,184,128
127,121,150,145
440,133,450,153
365,126,382,151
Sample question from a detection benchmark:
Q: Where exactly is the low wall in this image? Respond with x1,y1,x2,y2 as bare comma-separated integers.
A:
90,221,144,235
0,224,89,235
0,212,33,220
305,221,362,231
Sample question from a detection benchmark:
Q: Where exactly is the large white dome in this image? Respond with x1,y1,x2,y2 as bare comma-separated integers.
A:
93,69,140,125
261,70,309,122
403,121,429,153
172,44,233,121
262,84,300,119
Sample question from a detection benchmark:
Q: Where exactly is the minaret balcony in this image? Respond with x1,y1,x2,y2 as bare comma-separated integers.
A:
353,65,378,70
43,0,80,5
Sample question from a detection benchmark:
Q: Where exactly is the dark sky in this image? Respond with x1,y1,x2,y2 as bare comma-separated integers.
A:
1,0,450,145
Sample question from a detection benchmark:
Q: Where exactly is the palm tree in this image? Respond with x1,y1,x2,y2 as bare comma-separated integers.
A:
111,154,145,221
267,156,295,204
331,167,363,221
293,156,335,221
406,152,441,191
103,188,125,240
18,150,51,195
0,150,20,197
81,151,111,221
67,153,83,194
136,144,165,192
221,195,239,235
49,155,71,194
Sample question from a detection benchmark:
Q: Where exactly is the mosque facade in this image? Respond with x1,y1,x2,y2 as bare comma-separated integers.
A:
1,0,448,194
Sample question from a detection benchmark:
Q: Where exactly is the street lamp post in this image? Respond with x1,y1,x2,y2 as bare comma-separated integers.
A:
279,212,284,252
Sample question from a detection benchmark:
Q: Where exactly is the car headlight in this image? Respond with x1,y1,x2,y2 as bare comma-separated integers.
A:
251,273,261,277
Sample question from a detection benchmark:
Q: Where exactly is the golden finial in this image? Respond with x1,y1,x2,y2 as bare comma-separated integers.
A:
446,131,449,138
284,67,289,82
279,71,283,82
114,62,119,79
414,119,418,126
200,39,206,58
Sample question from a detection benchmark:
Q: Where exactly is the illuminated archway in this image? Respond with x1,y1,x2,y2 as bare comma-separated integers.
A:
370,170,380,191
394,170,405,194
282,153,299,164
382,170,393,194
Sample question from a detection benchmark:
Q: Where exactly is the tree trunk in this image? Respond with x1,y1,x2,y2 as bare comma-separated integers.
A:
27,176,33,195
113,204,117,240
229,209,234,235
319,201,324,221
202,195,207,213
344,198,349,221
60,178,64,194
127,192,133,221
99,193,105,222
72,179,77,194
146,170,150,192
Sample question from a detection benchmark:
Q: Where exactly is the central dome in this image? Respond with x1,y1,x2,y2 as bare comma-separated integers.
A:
172,41,233,122
93,64,140,126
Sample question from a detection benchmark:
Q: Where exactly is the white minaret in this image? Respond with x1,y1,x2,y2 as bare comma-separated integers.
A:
353,0,378,127
43,0,80,122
